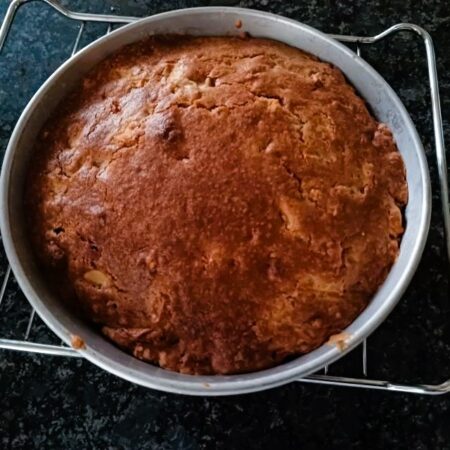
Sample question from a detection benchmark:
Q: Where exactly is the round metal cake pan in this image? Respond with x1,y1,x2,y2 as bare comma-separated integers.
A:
0,7,431,395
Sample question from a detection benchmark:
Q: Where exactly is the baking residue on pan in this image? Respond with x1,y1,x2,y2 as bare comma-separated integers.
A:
71,334,86,350
234,18,249,39
326,332,352,351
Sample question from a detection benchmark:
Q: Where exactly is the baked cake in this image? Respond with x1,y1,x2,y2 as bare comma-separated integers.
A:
26,36,407,375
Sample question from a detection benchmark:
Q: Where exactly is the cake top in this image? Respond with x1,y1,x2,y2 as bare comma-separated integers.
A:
27,36,407,374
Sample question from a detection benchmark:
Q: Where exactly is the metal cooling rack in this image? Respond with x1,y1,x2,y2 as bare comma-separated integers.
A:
0,0,449,395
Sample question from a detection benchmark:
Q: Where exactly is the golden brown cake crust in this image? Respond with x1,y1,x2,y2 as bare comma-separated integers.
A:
26,36,407,374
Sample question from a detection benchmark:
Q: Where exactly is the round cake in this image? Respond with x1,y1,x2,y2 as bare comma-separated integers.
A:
26,36,407,375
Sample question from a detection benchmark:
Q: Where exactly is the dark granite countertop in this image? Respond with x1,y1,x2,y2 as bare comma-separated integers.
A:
0,0,449,448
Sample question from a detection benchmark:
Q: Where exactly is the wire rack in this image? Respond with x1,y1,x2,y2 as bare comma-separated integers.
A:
0,0,449,395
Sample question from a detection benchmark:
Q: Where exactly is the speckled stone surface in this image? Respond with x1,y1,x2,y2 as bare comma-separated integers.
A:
0,0,449,449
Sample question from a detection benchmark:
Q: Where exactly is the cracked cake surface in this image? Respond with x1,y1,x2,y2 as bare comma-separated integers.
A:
26,36,407,374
